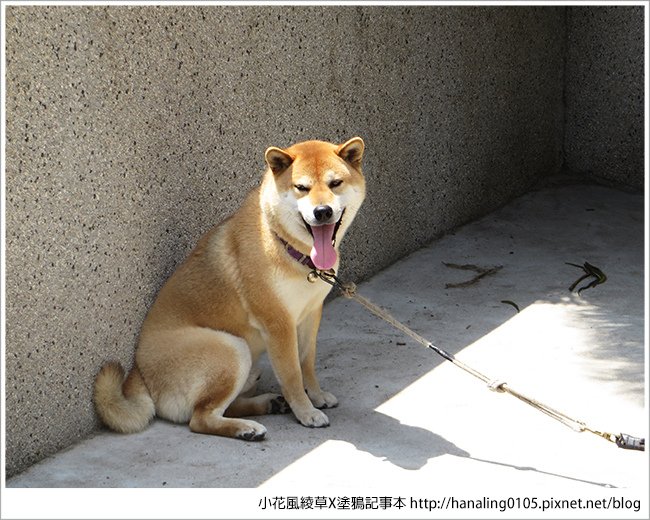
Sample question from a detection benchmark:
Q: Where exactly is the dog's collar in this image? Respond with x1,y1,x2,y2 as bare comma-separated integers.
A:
276,234,316,270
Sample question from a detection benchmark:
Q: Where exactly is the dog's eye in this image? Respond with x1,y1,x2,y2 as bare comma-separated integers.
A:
329,179,343,189
294,184,310,192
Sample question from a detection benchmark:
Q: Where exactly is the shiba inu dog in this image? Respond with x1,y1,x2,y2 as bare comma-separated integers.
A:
94,137,366,440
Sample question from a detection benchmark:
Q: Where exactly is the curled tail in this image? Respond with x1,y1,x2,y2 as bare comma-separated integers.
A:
94,362,155,433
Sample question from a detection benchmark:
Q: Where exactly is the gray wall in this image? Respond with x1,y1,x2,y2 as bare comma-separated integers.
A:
565,6,645,190
4,5,621,477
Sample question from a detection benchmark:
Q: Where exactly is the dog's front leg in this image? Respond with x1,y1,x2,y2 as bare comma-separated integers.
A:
299,306,338,409
265,318,329,428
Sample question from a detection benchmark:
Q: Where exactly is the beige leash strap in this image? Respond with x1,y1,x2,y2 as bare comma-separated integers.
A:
309,269,645,451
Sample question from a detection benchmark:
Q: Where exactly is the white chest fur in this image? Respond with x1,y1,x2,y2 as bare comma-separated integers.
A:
271,269,332,325
244,268,332,360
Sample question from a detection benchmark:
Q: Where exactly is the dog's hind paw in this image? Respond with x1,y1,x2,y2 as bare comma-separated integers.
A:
236,421,267,441
269,395,291,414
239,430,266,441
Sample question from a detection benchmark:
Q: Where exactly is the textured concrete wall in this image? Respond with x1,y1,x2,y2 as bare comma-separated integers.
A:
565,6,645,190
5,6,566,477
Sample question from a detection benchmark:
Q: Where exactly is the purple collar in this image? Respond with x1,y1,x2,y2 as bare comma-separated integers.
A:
276,234,316,270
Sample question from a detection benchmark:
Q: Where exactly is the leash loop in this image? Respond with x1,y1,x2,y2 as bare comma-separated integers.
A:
308,268,645,452
615,433,645,451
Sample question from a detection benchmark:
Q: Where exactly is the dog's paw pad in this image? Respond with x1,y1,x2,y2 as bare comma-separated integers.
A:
238,429,266,441
235,421,267,441
269,395,290,414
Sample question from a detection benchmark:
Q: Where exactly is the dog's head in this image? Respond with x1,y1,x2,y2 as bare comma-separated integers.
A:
261,137,366,271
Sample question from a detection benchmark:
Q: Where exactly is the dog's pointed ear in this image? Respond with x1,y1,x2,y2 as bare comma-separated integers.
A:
265,146,294,174
337,137,365,168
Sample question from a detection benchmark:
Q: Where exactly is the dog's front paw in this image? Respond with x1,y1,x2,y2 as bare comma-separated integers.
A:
294,407,330,428
307,390,338,409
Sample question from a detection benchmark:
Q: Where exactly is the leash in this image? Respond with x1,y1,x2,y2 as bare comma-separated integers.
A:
308,269,645,451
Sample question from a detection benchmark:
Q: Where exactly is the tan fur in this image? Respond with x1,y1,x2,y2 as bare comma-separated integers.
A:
94,138,366,440
94,362,155,433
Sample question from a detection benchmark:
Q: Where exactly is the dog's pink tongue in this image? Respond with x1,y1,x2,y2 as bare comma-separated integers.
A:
310,223,337,270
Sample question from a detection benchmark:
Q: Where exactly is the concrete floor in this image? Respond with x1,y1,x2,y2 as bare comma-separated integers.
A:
4,184,648,517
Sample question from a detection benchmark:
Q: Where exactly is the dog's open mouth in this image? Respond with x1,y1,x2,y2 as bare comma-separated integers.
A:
302,209,345,271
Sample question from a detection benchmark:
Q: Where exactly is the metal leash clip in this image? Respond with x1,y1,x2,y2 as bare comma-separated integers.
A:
309,269,357,298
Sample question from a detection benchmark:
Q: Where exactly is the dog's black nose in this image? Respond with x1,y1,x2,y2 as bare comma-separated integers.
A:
313,205,333,222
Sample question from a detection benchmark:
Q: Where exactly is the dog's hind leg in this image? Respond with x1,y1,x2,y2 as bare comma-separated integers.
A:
140,327,267,441
225,394,291,417
186,332,268,441
190,398,268,441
